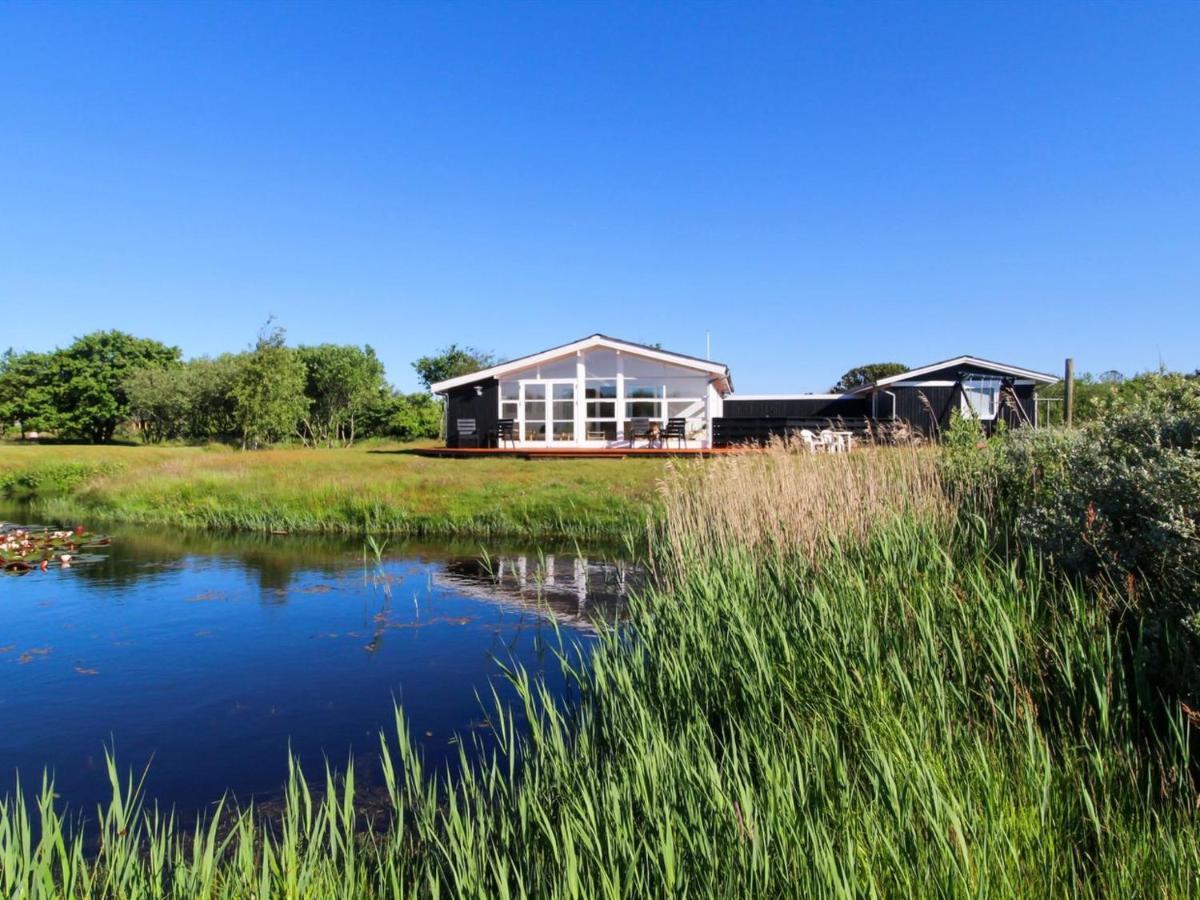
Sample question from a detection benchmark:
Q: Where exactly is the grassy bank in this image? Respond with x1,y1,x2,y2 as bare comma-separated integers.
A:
4,446,1198,896
0,443,665,540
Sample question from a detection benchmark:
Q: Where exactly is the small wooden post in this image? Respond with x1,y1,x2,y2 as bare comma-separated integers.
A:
1064,358,1075,427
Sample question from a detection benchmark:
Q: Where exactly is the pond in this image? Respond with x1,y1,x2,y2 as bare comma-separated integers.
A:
0,509,639,818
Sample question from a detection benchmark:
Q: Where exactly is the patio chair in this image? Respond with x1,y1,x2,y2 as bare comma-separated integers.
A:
820,430,852,453
454,418,479,449
664,418,687,449
497,418,517,448
628,417,655,448
798,428,818,452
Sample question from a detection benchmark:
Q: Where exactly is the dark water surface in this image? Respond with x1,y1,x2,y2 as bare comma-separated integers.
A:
0,509,637,818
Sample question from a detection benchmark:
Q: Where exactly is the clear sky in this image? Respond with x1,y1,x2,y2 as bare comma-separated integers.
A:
2,1,1197,393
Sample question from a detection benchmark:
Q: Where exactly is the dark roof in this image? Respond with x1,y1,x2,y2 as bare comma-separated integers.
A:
848,354,1060,394
589,333,728,370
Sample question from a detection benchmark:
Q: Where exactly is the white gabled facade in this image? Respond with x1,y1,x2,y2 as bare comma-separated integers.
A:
431,334,733,449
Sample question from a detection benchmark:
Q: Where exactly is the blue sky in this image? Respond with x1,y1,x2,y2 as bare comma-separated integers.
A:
2,1,1197,392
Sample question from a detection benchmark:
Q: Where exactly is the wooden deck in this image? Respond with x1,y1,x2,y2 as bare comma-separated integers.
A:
414,446,744,460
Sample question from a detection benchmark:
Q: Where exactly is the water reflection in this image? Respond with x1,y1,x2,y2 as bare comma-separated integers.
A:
0,508,642,818
439,554,640,630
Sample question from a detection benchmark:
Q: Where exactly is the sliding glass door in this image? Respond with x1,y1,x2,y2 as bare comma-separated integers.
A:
508,380,576,444
550,382,575,442
522,383,546,441
584,379,617,442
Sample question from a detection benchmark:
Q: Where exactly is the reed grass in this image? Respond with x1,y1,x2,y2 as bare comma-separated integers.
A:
653,439,951,576
2,444,1198,896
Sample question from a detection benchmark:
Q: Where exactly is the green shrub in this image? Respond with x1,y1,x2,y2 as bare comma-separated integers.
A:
943,374,1200,707
985,376,1198,606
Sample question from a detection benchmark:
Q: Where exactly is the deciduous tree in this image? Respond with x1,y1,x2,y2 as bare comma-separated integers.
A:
831,362,908,392
0,349,58,438
232,325,308,449
412,345,497,391
361,390,443,441
124,366,191,443
183,355,243,442
54,331,181,443
296,344,387,447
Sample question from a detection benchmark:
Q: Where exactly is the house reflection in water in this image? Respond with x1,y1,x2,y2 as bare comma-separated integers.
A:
435,554,643,630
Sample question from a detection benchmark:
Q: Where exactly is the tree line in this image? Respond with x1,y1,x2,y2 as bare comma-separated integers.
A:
0,326,496,447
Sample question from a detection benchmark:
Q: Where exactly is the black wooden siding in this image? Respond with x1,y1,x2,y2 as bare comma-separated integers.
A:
722,397,868,419
446,378,499,444
873,365,1041,437
1009,383,1037,427
886,385,955,437
716,363,1045,444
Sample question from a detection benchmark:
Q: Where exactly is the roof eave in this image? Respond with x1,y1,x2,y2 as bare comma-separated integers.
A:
430,334,730,393
850,356,1060,394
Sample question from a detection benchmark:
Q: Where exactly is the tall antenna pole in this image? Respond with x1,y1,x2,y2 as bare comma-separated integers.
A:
705,330,711,361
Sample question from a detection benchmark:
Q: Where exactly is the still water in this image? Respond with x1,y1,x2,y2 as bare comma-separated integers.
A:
0,511,636,817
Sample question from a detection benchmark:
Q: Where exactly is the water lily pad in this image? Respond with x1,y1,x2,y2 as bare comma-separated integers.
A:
0,523,111,575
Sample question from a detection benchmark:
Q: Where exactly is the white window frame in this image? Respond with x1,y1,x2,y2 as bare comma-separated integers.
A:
511,378,577,445
548,380,577,444
497,349,716,447
583,377,619,443
961,376,1002,421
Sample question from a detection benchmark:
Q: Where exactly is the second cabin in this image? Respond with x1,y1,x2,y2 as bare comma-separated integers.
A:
720,355,1059,443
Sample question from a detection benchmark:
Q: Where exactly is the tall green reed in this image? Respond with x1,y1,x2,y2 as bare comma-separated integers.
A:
2,445,1197,896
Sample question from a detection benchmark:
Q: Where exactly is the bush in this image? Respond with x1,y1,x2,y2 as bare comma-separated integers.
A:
360,391,442,441
945,376,1200,604
943,375,1200,707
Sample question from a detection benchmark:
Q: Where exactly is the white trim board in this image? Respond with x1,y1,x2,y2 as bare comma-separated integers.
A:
430,334,732,394
887,378,1041,388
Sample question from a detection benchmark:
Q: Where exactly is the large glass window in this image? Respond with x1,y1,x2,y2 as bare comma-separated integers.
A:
494,348,711,444
583,349,618,378
587,402,616,418
623,372,707,442
962,377,1001,420
523,383,546,441
500,380,520,423
628,400,660,419
622,356,679,379
662,377,704,398
584,378,617,442
586,422,617,441
535,357,577,379
667,399,704,419
551,383,574,441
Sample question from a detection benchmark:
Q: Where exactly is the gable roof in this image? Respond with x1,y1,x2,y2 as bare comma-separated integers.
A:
848,355,1059,394
430,334,732,394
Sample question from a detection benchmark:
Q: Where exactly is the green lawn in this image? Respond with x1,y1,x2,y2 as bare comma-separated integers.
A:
0,442,667,540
